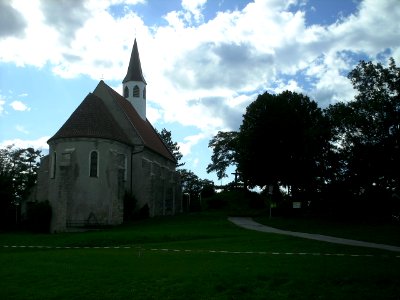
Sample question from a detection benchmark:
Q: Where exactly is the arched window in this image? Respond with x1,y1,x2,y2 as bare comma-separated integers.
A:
133,85,140,97
143,87,146,99
124,86,129,98
89,151,98,177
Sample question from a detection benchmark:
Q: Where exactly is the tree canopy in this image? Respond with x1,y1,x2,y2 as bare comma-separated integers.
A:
206,131,238,180
157,128,185,168
326,58,400,193
206,58,400,219
0,145,42,228
237,90,330,192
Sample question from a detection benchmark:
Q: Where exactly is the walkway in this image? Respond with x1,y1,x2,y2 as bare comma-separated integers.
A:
228,217,400,252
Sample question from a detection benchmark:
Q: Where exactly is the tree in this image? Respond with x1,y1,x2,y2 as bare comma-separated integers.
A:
157,128,185,167
206,131,239,180
236,91,330,196
178,169,203,198
0,145,42,228
326,58,400,193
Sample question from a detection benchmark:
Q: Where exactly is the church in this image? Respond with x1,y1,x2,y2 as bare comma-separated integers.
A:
31,39,182,232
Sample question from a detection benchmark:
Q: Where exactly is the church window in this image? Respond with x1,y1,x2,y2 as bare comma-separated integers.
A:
133,85,140,97
50,152,56,179
89,151,99,177
143,87,146,99
124,86,129,98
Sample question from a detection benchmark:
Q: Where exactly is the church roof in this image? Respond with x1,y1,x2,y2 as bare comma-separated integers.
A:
48,81,175,163
101,81,175,161
122,38,147,84
48,93,130,145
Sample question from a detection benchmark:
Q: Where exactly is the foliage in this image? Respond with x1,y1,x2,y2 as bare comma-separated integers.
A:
0,145,42,228
178,169,203,197
205,189,266,215
178,169,214,197
155,127,216,206
206,131,239,180
237,91,330,193
206,58,400,220
326,58,400,192
156,128,185,167
323,58,400,220
178,169,216,211
25,200,52,233
123,192,149,221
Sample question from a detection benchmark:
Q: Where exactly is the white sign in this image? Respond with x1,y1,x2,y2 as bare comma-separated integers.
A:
292,202,301,209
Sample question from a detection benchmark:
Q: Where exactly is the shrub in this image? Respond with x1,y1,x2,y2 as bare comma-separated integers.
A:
25,201,52,233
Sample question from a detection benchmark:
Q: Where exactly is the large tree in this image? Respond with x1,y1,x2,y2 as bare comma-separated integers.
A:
326,58,400,193
236,91,330,195
0,145,42,227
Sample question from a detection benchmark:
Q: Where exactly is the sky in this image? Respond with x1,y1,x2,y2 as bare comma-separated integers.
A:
0,0,399,185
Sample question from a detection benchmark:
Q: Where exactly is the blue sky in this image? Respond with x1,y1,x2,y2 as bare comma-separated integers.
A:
0,0,399,185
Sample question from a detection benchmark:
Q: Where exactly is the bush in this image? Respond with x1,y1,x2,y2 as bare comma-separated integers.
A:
205,189,266,216
25,201,52,233
124,193,149,221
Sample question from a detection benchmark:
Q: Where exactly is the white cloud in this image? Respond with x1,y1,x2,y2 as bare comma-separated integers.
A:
179,133,206,156
0,99,5,115
0,136,50,150
0,0,399,151
15,125,29,134
10,100,30,111
181,0,207,23
272,79,304,95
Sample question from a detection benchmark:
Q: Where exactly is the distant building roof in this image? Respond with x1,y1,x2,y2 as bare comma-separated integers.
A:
122,38,147,84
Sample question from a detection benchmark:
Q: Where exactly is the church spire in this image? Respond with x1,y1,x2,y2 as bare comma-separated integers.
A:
123,38,146,84
123,38,147,120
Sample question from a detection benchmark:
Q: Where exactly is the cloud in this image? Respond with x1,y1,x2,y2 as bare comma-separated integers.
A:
10,100,30,111
39,0,92,44
0,99,5,115
15,125,29,135
167,42,274,92
0,0,399,152
0,136,50,151
179,133,206,156
0,0,27,38
181,0,207,23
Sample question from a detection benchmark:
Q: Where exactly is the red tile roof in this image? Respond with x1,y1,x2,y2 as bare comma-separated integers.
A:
48,82,175,163
48,93,131,145
102,82,175,162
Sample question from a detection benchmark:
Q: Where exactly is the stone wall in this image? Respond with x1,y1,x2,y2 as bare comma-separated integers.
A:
31,138,182,232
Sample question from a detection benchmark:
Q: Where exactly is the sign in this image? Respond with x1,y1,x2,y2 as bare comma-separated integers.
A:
292,202,301,209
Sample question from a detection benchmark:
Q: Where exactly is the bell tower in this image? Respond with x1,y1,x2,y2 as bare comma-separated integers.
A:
123,38,147,120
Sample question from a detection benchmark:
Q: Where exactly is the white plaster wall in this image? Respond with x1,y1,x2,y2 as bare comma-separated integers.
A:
48,138,131,231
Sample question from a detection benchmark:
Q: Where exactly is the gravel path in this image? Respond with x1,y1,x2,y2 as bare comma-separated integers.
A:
228,217,400,252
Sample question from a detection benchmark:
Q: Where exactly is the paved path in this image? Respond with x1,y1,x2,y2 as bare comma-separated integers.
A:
228,217,400,252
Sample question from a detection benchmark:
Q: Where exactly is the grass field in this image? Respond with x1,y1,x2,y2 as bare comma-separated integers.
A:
1,212,399,299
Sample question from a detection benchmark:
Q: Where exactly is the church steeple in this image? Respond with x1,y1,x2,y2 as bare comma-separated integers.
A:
123,38,147,120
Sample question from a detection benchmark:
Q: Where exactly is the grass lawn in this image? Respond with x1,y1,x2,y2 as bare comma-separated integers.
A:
1,212,399,299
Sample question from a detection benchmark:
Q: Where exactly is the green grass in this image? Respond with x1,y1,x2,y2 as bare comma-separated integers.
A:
1,212,400,299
